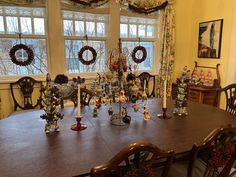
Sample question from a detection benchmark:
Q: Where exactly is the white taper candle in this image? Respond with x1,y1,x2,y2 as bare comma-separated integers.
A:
143,80,146,92
163,80,167,108
77,84,81,117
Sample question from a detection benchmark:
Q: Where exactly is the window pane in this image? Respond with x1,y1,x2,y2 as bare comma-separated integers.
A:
120,24,128,38
34,18,45,35
64,20,73,36
75,21,84,36
147,25,154,37
6,16,18,34
65,40,106,73
122,41,153,70
86,22,95,36
0,38,48,76
129,24,137,37
20,17,32,34
63,11,108,37
138,25,145,37
97,22,105,36
0,16,4,33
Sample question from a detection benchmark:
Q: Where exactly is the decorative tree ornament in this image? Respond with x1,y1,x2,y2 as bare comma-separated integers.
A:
78,45,97,65
173,66,190,116
40,73,63,133
109,49,128,72
131,45,147,64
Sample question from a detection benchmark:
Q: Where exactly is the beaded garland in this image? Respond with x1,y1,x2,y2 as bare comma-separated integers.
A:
78,45,97,65
9,44,34,66
131,45,147,64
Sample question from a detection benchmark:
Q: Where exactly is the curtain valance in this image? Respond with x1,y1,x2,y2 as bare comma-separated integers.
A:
70,0,109,7
128,0,168,14
69,0,169,13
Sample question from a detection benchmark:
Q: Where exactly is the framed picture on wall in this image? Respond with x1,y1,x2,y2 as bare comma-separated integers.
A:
198,19,223,58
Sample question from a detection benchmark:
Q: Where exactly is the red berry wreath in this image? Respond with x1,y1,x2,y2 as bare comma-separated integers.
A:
78,45,97,65
131,46,147,64
9,44,34,66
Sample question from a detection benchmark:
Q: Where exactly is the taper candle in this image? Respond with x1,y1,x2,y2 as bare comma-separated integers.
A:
77,84,81,117
143,80,146,92
163,79,167,108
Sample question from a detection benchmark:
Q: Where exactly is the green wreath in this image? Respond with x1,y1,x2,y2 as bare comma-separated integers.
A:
131,46,147,64
78,45,97,65
9,44,34,66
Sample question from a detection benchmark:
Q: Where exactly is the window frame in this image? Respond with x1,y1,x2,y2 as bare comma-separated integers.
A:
120,10,161,75
0,5,49,81
62,8,109,77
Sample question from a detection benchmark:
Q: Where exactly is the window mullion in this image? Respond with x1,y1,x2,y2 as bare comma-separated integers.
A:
3,15,7,33
95,20,97,36
17,16,21,34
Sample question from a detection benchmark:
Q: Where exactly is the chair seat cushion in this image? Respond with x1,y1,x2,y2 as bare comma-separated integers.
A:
168,158,207,177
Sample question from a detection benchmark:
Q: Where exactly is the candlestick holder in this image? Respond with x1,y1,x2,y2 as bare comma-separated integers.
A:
157,108,171,119
71,116,87,131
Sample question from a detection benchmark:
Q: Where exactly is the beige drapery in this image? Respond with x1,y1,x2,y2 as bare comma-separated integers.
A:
159,0,175,97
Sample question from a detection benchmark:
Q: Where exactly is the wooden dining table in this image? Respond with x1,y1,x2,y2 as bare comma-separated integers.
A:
0,98,236,177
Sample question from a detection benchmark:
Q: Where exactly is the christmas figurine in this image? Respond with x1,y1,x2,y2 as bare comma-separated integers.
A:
190,68,200,86
143,106,150,120
122,106,131,124
199,69,205,85
93,107,98,117
204,70,213,87
119,89,126,103
95,99,101,109
133,103,139,112
108,107,113,115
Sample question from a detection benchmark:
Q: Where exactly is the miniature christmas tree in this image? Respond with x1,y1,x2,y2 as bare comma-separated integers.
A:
40,73,63,133
173,66,190,116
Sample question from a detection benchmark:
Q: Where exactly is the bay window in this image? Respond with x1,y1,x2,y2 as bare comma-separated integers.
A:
63,10,108,73
0,6,48,76
120,15,158,71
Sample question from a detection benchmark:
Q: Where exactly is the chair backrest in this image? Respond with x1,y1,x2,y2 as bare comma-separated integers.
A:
90,141,174,177
219,84,236,114
138,72,156,97
54,74,69,84
10,76,42,111
187,126,236,177
81,87,93,106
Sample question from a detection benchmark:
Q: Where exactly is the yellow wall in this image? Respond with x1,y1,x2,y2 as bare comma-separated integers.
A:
174,0,236,108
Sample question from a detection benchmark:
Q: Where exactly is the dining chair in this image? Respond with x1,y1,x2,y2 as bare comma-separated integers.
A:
54,74,69,84
10,76,43,111
168,125,236,177
81,87,93,106
218,84,236,114
138,72,156,97
90,141,174,177
54,74,77,108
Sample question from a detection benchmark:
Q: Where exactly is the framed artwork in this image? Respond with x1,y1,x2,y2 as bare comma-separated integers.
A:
198,19,223,58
